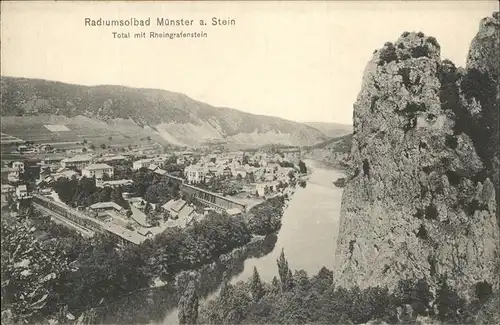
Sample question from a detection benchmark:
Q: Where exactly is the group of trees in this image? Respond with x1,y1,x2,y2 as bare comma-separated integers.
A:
50,165,183,211
141,213,253,280
194,250,497,325
278,161,295,168
198,175,244,197
1,218,76,324
51,176,129,209
144,180,181,205
246,196,285,235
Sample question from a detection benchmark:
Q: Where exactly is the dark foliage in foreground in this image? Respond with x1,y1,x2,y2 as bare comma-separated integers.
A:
198,251,498,325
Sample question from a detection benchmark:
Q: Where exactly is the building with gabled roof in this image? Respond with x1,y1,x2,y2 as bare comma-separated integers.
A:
82,163,114,179
61,155,93,169
184,165,207,184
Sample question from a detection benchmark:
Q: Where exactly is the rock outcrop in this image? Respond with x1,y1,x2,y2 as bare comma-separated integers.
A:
333,13,499,295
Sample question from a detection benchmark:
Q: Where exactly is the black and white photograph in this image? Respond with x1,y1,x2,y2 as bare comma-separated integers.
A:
1,1,499,324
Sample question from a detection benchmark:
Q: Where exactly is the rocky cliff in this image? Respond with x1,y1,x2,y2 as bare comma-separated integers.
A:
333,13,499,295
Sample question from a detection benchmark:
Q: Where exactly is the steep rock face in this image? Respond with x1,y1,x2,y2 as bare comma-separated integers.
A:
333,14,499,295
463,12,499,214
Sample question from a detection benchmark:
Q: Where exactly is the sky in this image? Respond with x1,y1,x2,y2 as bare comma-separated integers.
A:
1,1,497,125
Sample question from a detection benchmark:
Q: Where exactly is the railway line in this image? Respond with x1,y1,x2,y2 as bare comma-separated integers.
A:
33,203,96,238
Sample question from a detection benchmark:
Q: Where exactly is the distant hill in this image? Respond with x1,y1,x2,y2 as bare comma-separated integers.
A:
309,133,353,152
0,77,327,147
304,121,352,138
304,133,353,168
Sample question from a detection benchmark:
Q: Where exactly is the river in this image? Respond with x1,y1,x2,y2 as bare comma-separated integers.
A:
223,159,344,282
99,160,344,325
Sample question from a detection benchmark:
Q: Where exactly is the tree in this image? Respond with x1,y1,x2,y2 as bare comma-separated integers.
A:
108,136,113,141
250,267,264,302
83,139,88,144
89,144,95,150
277,249,290,292
436,276,466,323
100,144,106,149
110,187,128,209
245,172,255,183
394,278,433,316
270,276,281,295
178,281,198,324
298,160,307,174
475,281,493,303
379,42,398,64
144,202,152,215
82,147,87,153
242,155,249,165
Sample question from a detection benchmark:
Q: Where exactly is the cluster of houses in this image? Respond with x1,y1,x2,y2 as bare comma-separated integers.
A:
182,148,302,198
1,145,303,243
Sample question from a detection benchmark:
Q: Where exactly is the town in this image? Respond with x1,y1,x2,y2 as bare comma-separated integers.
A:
1,138,308,246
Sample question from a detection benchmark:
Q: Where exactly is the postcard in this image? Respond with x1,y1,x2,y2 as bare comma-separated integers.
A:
1,1,499,324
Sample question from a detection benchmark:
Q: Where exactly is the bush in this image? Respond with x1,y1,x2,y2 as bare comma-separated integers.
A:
475,281,493,303
427,36,440,49
411,45,431,58
379,42,398,64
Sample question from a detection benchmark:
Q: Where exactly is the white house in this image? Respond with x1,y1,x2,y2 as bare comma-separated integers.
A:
82,163,114,179
132,158,156,170
184,165,206,184
281,147,301,159
16,185,28,198
232,168,247,179
96,155,127,165
61,155,93,169
51,169,79,181
256,183,267,197
12,161,25,174
1,184,16,203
